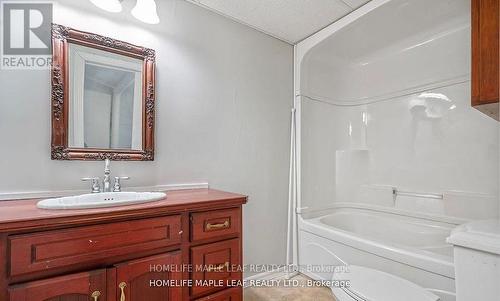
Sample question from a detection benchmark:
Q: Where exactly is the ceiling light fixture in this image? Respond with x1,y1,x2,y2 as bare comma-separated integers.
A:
89,0,123,13
132,0,160,24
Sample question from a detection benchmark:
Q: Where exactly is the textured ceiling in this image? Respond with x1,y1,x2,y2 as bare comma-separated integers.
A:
187,0,371,44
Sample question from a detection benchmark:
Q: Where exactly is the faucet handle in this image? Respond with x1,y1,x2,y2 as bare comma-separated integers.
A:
81,177,101,193
113,176,130,192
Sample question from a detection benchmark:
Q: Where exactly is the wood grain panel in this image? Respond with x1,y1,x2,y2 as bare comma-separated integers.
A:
472,0,499,106
0,189,246,233
114,252,183,301
191,208,240,242
0,189,246,301
8,269,106,301
9,215,181,277
191,239,241,298
0,235,8,301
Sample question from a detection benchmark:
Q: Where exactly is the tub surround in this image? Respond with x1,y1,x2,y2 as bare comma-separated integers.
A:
300,184,499,222
298,0,499,217
353,185,498,221
0,188,247,301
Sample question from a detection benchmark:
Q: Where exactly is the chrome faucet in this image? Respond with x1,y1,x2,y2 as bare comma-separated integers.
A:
103,159,111,192
81,159,129,193
81,177,101,193
113,176,130,192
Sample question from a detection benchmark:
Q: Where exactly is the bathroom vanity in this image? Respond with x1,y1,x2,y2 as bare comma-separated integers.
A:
8,24,249,300
0,189,246,301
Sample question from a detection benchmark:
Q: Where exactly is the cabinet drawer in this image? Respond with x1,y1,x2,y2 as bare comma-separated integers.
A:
191,239,241,297
9,215,181,277
195,287,242,301
9,269,107,301
191,208,240,242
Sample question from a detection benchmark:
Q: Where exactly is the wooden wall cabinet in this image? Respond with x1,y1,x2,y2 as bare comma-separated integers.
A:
472,0,500,120
0,189,246,301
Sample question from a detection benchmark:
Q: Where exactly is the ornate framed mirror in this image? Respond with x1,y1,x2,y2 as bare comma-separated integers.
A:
51,24,156,161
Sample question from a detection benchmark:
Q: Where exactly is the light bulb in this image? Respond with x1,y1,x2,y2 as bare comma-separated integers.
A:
132,0,160,24
89,0,123,13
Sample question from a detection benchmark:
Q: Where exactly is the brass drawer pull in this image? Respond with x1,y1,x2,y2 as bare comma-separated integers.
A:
119,282,127,301
207,261,229,272
206,220,229,230
91,291,101,301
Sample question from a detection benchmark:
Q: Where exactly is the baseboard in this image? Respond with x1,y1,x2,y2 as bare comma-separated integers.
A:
0,182,210,201
244,267,299,287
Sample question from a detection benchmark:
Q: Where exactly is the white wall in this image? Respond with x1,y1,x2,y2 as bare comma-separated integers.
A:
0,0,293,277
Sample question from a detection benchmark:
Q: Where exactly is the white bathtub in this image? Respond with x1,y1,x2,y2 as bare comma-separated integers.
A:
299,206,458,301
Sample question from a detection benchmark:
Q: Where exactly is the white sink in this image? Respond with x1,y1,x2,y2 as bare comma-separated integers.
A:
37,192,167,210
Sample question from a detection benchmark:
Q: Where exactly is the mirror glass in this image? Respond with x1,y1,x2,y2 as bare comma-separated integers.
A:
68,44,143,150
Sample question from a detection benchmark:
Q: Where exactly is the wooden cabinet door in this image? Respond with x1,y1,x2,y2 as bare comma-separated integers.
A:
471,0,500,119
114,252,183,301
9,269,106,301
191,239,241,298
